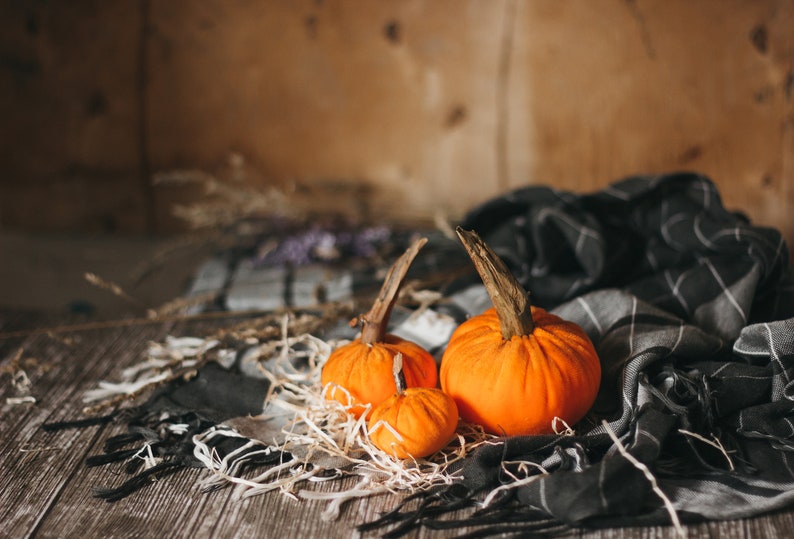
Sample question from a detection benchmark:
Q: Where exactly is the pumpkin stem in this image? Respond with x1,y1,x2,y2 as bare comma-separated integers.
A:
360,236,428,344
392,353,407,393
456,227,534,339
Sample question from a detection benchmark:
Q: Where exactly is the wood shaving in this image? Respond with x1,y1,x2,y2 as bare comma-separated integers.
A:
1,348,41,404
191,323,497,520
81,308,495,518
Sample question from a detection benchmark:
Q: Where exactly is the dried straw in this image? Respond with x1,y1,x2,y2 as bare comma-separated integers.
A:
80,310,495,519
191,321,496,520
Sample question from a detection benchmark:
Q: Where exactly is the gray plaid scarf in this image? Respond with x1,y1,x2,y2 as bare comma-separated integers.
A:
363,172,794,536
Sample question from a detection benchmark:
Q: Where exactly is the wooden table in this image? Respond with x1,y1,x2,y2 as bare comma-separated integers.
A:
2,310,793,538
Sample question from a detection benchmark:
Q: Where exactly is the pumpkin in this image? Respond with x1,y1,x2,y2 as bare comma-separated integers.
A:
321,237,438,417
368,353,459,459
440,228,601,436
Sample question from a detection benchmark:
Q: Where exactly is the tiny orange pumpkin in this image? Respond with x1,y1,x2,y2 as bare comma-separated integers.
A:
368,354,459,459
321,237,438,417
440,228,601,436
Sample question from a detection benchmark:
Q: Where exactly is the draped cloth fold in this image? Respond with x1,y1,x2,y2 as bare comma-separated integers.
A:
461,172,791,339
369,172,794,534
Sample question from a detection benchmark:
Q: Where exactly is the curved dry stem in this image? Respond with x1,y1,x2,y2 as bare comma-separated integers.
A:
456,227,533,339
360,236,428,344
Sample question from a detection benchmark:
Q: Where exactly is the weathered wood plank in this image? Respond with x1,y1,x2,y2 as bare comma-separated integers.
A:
0,1,150,232
3,1,792,250
35,451,231,538
0,322,172,537
26,319,235,539
4,315,794,538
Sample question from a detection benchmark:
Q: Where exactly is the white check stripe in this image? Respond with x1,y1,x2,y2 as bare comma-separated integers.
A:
704,257,748,324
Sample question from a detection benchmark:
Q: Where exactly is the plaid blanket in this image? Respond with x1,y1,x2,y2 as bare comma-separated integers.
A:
365,172,794,534
44,172,794,536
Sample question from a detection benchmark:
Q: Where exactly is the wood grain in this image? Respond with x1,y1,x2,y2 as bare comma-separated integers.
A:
3,313,794,538
0,0,149,232
1,1,791,250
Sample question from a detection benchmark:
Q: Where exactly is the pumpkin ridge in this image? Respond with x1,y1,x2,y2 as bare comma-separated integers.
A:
534,326,598,421
536,324,598,377
473,339,512,434
415,389,449,424
450,320,493,342
531,332,573,419
520,334,550,427
494,337,525,393
444,337,492,370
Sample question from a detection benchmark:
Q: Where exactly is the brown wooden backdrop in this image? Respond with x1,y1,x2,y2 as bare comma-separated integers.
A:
1,1,792,245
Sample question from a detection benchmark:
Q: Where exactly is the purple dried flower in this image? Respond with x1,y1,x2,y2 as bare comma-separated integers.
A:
254,223,393,267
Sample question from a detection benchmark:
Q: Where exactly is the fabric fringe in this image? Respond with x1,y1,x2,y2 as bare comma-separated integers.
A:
357,488,569,538
91,459,189,502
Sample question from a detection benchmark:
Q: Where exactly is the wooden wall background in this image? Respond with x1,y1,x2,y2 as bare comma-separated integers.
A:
1,1,792,245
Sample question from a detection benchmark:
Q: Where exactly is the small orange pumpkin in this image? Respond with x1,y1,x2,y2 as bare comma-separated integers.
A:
440,228,601,436
321,237,438,417
368,354,459,459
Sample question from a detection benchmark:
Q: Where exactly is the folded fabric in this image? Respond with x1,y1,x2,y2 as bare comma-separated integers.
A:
460,172,792,337
44,362,281,502
365,172,794,535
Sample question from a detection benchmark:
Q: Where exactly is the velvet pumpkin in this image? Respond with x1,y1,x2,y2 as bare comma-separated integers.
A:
322,237,438,417
322,335,438,418
368,354,459,459
440,228,601,436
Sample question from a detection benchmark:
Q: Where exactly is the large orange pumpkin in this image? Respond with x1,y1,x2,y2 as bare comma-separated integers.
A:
322,237,438,417
440,228,601,436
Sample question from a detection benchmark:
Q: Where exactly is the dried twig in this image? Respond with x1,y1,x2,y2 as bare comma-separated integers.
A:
146,291,221,319
84,272,144,307
678,429,735,471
